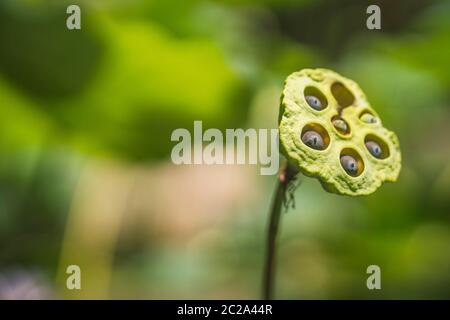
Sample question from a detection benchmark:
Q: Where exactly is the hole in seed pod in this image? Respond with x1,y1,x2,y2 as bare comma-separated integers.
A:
331,82,355,108
304,86,327,111
301,123,330,150
364,134,390,159
340,148,364,177
359,111,377,124
331,116,350,135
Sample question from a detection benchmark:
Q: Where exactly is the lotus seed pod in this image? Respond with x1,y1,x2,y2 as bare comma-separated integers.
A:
278,68,401,196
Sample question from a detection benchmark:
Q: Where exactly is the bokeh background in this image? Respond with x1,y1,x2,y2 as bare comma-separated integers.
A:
1,0,450,299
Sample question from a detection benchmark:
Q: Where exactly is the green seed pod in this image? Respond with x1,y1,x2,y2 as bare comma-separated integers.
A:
278,68,401,196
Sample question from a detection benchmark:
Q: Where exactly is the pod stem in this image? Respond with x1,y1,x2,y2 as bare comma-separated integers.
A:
262,160,298,300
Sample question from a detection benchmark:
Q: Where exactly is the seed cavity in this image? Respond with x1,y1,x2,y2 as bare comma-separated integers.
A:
360,112,377,124
341,155,358,175
340,148,364,177
305,96,322,110
304,86,327,111
302,131,324,150
331,116,350,135
364,135,389,159
300,123,330,150
331,82,354,108
365,141,382,158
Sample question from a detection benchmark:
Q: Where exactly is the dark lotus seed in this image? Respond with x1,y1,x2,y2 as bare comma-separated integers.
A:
301,131,324,150
365,141,382,158
332,118,349,134
340,155,358,176
305,95,323,110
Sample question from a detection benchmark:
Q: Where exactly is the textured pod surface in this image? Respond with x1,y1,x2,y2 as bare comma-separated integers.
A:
279,68,401,196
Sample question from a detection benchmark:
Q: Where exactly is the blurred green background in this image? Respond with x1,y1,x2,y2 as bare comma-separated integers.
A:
0,0,449,299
